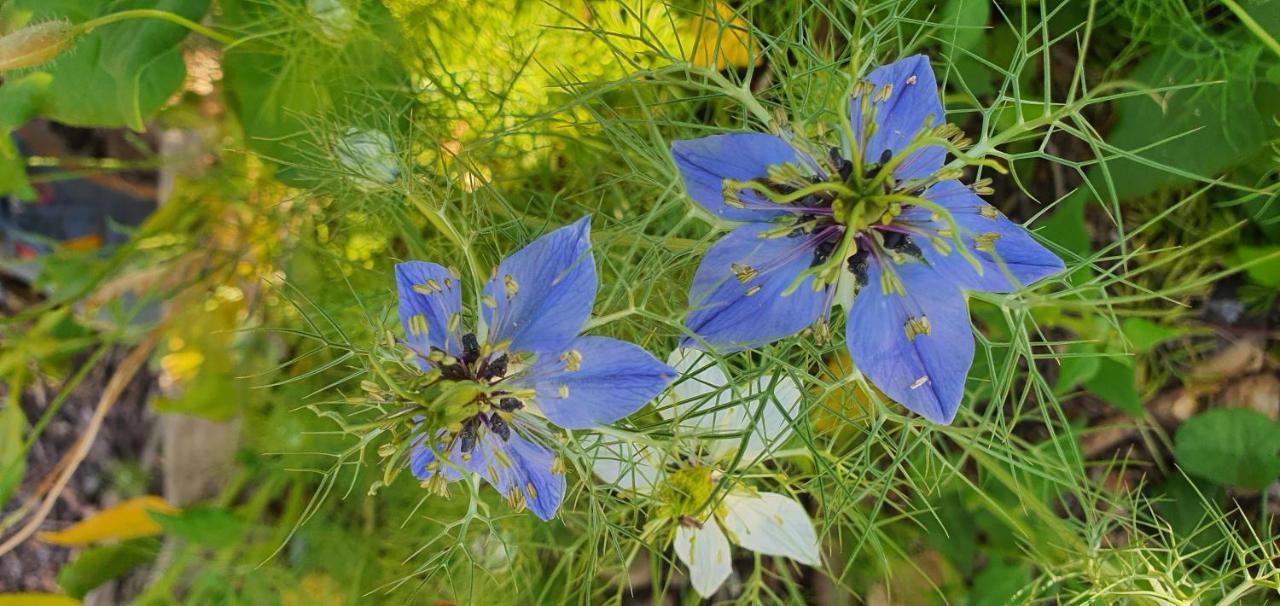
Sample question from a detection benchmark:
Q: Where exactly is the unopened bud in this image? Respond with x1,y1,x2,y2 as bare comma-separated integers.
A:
0,20,76,71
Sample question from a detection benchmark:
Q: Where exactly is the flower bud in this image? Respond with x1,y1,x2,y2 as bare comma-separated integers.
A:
0,20,76,71
307,0,355,42
334,127,400,189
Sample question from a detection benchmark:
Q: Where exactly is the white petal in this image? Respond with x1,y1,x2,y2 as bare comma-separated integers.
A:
584,435,663,493
673,521,733,598
738,374,802,461
720,492,820,566
666,349,741,434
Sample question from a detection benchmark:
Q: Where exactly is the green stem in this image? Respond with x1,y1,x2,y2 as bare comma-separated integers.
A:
74,9,237,46
1222,0,1280,60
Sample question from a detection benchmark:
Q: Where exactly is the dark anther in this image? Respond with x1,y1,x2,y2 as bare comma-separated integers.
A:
847,250,869,287
828,147,853,182
751,177,795,196
898,237,923,260
459,418,480,453
486,413,511,441
433,347,468,380
461,332,480,363
811,237,837,266
789,215,816,238
481,353,508,380
496,397,523,412
883,232,923,260
864,148,894,179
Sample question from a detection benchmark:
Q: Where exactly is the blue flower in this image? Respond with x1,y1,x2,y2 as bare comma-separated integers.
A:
671,55,1064,425
397,216,676,520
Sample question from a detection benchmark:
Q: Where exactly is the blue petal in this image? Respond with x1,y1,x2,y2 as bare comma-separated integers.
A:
849,55,945,181
903,180,1065,292
483,216,596,356
515,336,675,429
847,260,973,424
396,262,463,359
672,133,808,222
410,426,565,521
684,223,831,352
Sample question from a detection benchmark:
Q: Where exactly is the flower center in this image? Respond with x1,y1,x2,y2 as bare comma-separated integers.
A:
427,332,527,454
656,465,720,524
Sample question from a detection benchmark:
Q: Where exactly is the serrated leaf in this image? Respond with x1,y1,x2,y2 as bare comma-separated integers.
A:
57,538,160,599
38,496,177,545
1174,408,1280,490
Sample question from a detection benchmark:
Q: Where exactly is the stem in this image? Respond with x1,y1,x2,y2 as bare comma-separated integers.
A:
74,9,237,46
1222,0,1280,60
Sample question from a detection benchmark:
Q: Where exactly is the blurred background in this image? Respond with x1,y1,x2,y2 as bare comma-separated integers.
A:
0,0,1278,604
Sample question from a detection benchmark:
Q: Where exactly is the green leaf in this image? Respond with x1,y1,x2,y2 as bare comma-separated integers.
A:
1174,408,1280,490
1154,474,1224,537
0,71,52,198
1088,40,1278,200
56,538,159,599
1085,358,1143,416
149,506,248,549
1120,318,1187,352
1054,343,1101,394
10,0,209,130
1236,245,1280,287
0,398,26,506
939,0,991,97
967,559,1031,606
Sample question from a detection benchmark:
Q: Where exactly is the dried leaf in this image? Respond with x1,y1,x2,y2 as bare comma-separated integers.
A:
38,496,178,546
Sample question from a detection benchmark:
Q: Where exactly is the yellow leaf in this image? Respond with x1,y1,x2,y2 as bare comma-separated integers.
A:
0,594,82,606
38,496,177,546
684,2,761,70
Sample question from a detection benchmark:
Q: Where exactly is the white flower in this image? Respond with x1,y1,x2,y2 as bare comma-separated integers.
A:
334,127,400,189
589,349,819,598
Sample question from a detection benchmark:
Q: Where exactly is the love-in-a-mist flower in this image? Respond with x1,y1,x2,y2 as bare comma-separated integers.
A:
400,217,675,520
589,350,819,597
671,55,1064,424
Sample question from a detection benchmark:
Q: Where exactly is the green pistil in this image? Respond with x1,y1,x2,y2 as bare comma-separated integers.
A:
658,466,717,521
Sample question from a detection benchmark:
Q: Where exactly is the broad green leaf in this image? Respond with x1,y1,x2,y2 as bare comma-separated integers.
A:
939,0,991,97
967,559,1030,606
9,0,209,130
1053,343,1101,394
1089,40,1278,200
0,397,25,506
1120,318,1187,352
149,506,248,549
0,71,51,198
1085,358,1143,416
1154,474,1224,538
38,496,178,545
1236,245,1280,287
1174,408,1280,490
99,0,212,131
57,538,160,599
